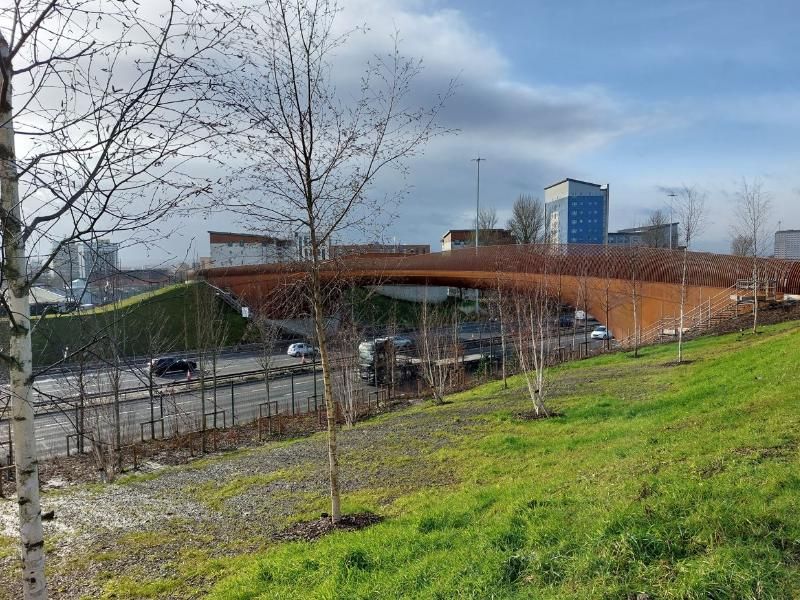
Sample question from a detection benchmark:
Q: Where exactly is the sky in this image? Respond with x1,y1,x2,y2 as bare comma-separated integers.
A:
117,0,800,264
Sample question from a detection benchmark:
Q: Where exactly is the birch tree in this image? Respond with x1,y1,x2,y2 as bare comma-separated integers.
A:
216,0,450,523
673,185,707,363
732,178,772,333
0,2,239,595
510,286,550,417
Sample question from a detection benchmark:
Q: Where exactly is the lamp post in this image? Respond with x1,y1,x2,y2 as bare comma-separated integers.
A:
471,157,485,314
667,192,677,250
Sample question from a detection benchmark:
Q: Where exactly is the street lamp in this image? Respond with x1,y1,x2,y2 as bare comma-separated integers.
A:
667,192,677,250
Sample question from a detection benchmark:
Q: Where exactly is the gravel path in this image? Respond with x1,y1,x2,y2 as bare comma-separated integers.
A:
0,393,510,599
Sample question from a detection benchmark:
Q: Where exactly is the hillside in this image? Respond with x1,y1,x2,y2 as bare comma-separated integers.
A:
31,283,248,367
210,323,800,599
1,320,798,598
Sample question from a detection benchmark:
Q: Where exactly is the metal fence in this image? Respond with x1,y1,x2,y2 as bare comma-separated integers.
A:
0,329,615,491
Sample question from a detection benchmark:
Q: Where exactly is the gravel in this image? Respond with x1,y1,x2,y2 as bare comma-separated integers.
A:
0,393,508,599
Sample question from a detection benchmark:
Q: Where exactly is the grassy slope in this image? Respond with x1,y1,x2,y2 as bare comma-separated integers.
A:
32,283,248,367
348,287,470,329
208,322,800,599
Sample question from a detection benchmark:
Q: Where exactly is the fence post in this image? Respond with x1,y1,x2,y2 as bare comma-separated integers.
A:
74,404,81,450
313,351,317,400
230,381,235,426
291,372,295,415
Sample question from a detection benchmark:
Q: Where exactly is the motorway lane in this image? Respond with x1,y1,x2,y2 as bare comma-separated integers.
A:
2,324,610,459
25,369,334,459
29,351,313,402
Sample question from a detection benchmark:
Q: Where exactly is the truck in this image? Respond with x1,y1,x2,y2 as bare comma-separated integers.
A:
357,337,417,385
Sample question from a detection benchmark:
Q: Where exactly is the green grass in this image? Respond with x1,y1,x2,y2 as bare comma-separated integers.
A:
32,282,247,367
186,470,295,511
347,287,470,328
0,535,15,561
206,323,800,599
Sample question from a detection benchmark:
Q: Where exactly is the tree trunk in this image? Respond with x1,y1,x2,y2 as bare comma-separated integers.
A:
752,259,758,334
677,248,688,363
498,288,507,389
113,367,122,474
310,267,341,523
0,38,48,597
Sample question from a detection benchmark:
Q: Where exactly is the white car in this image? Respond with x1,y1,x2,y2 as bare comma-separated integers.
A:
287,343,317,357
590,326,613,340
390,335,414,350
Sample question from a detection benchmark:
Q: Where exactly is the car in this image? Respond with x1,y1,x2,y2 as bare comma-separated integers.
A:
287,342,317,358
149,357,197,377
390,335,414,351
590,325,613,340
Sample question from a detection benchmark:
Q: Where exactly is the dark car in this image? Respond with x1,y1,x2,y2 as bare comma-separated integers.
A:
149,357,197,377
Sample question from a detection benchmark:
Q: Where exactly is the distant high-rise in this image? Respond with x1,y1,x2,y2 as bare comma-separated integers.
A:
774,230,800,260
83,239,120,278
544,178,609,245
50,241,83,287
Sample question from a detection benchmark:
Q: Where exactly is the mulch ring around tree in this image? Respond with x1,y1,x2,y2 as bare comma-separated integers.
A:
273,512,384,543
662,359,696,367
515,410,564,421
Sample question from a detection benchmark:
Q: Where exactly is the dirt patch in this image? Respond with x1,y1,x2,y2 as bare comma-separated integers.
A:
273,512,384,542
514,410,564,421
733,439,797,462
662,359,696,367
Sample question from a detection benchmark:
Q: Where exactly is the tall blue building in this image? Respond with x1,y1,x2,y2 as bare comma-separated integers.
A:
544,178,609,245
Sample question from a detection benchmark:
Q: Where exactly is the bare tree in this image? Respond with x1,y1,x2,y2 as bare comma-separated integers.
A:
488,283,509,389
143,307,175,442
417,296,460,404
510,286,550,417
641,209,670,248
252,313,282,414
476,206,498,231
627,246,642,357
469,207,503,245
672,185,707,363
732,178,772,333
330,315,364,427
216,0,450,523
730,234,754,257
508,194,544,244
194,283,231,451
0,4,240,592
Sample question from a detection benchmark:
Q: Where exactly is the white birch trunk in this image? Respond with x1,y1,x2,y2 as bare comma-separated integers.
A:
677,248,688,363
310,266,341,522
0,37,48,599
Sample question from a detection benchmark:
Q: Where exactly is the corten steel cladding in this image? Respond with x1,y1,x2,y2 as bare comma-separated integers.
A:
198,245,800,336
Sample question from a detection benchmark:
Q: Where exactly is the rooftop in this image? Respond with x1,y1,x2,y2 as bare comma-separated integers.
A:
543,177,603,191
209,231,292,245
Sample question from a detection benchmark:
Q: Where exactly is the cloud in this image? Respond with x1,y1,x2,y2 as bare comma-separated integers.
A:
130,0,650,261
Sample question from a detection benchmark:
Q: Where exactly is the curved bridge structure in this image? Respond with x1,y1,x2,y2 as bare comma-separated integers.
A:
200,244,800,344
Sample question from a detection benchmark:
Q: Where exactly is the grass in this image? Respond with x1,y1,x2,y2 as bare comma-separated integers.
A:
205,322,800,599
32,282,247,366
347,287,470,328
0,535,14,561
186,470,294,511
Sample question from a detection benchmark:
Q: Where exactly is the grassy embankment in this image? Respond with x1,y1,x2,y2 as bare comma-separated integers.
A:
31,282,248,367
207,321,800,599
347,286,468,329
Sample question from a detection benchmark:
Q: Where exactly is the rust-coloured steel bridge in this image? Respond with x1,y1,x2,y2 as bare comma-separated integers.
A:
201,244,800,343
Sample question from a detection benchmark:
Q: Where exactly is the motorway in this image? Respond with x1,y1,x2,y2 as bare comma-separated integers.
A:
0,321,608,460
22,367,329,459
